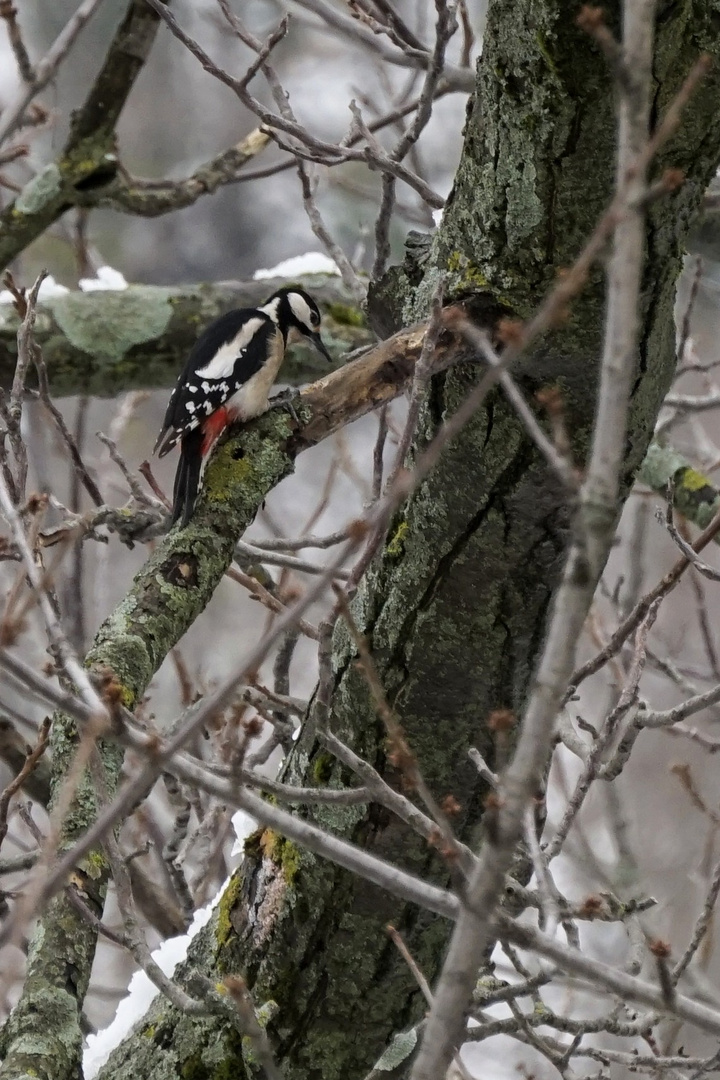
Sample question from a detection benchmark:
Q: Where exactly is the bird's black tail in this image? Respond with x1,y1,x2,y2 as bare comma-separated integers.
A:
172,430,203,527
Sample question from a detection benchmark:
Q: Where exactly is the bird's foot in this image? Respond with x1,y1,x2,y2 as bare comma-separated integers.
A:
269,388,301,425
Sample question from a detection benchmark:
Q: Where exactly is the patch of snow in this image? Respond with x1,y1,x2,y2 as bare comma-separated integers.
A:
79,266,129,292
38,276,70,299
231,809,258,858
83,881,226,1078
432,208,443,227
0,268,128,308
84,810,259,1077
254,252,340,280
0,275,69,305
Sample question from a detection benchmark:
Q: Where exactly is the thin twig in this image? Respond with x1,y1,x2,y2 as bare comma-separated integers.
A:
0,717,51,849
0,473,107,720
452,316,579,490
226,565,321,640
372,405,389,502
0,1,34,84
387,924,434,1006
570,504,720,695
0,0,107,146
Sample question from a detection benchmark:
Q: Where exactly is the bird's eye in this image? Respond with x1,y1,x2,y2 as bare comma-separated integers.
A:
310,311,320,327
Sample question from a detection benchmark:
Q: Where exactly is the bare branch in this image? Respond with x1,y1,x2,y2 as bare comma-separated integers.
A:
0,0,107,147
0,716,51,849
0,1,34,84
290,0,474,91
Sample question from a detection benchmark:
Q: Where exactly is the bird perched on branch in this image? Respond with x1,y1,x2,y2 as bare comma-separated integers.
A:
154,286,332,527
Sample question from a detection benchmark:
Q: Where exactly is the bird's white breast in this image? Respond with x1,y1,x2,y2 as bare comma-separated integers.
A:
225,328,285,420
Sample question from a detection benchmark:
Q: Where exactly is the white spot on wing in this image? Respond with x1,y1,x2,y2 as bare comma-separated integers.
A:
195,317,265,379
186,402,196,412
187,385,197,392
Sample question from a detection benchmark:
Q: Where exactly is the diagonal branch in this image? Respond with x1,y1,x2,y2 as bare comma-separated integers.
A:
0,0,166,269
89,129,271,216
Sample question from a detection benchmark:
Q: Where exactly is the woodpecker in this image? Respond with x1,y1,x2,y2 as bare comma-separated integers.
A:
154,287,333,527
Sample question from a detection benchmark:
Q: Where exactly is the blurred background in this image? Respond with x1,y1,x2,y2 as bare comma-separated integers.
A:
3,4,720,1079
2,0,479,284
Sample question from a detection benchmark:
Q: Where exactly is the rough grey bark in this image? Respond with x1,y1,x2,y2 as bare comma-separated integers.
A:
85,4,720,1080
0,278,369,398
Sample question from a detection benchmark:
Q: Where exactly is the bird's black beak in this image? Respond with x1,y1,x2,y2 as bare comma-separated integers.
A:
311,331,333,364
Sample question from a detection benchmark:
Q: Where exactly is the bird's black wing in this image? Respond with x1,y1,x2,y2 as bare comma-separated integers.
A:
154,308,274,456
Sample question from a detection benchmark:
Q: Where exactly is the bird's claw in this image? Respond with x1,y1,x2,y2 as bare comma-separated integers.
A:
269,389,300,425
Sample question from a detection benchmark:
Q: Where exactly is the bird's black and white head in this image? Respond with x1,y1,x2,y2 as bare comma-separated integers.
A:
260,287,333,363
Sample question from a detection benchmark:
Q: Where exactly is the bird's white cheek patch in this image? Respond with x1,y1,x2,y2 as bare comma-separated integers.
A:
288,293,314,330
